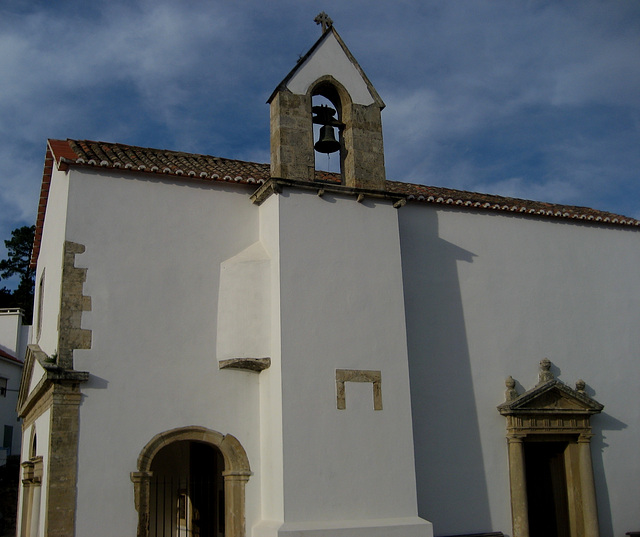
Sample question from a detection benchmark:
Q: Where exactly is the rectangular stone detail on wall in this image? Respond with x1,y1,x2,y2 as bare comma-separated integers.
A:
336,369,382,410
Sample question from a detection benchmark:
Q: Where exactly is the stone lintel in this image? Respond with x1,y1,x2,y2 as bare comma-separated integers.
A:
219,358,271,372
441,533,504,537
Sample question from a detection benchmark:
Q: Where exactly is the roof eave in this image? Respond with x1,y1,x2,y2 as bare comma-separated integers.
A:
30,140,62,269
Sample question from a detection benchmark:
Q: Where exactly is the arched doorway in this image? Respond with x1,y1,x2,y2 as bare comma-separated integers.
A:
20,425,43,537
149,440,224,537
132,427,251,537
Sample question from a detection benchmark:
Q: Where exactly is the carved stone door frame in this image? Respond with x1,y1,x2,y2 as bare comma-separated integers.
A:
498,360,603,537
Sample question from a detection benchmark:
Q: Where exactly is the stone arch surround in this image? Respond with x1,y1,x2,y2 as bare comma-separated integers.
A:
131,426,252,537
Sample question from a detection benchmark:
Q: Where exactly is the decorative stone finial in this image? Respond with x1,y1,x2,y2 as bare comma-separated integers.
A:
576,379,586,393
505,376,518,401
314,12,333,33
538,358,554,384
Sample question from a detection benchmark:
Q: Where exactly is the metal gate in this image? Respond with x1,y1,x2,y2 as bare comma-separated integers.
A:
149,477,224,537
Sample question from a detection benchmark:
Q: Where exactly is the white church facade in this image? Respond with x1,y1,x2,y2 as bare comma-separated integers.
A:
16,18,640,537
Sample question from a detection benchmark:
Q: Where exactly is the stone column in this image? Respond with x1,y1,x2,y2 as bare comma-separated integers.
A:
507,435,529,537
578,434,600,537
130,471,153,537
223,470,252,537
270,91,314,182
20,457,43,537
342,103,386,190
46,384,83,537
29,485,41,537
20,481,33,537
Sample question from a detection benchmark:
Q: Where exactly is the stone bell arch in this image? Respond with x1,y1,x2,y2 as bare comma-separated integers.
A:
267,17,386,190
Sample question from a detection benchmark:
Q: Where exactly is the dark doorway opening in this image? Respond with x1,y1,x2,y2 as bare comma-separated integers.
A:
150,441,224,537
525,441,570,537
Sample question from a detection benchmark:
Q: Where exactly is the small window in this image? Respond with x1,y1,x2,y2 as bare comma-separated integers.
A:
37,271,45,340
0,378,7,397
3,426,12,451
30,429,37,459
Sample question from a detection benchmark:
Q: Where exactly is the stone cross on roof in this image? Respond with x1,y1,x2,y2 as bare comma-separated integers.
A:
314,12,333,33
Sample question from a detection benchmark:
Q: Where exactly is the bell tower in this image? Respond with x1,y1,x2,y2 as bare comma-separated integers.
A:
268,13,387,190
255,15,433,537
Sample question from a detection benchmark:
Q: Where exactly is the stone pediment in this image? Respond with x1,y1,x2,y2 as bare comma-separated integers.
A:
17,344,44,414
498,359,603,417
17,344,89,419
499,379,603,416
519,385,584,410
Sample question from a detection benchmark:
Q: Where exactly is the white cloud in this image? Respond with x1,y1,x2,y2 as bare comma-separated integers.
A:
0,0,639,249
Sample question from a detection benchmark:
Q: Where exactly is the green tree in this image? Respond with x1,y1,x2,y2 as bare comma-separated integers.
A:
0,225,36,323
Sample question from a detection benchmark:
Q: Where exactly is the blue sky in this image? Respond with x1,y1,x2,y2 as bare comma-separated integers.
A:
1,0,639,285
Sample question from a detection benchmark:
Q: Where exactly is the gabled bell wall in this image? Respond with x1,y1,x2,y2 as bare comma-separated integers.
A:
269,29,386,190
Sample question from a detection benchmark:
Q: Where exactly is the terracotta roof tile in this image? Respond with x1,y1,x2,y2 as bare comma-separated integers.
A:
0,348,22,365
63,139,272,183
385,180,638,224
32,138,639,265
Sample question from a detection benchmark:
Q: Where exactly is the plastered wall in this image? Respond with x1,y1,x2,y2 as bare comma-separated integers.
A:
62,168,264,535
30,162,640,537
399,204,640,536
275,189,424,528
34,166,69,359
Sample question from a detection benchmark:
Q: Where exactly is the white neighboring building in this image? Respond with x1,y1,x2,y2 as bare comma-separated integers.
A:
0,308,27,459
16,20,640,537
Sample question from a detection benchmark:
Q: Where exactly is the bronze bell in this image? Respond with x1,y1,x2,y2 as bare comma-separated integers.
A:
314,125,341,154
